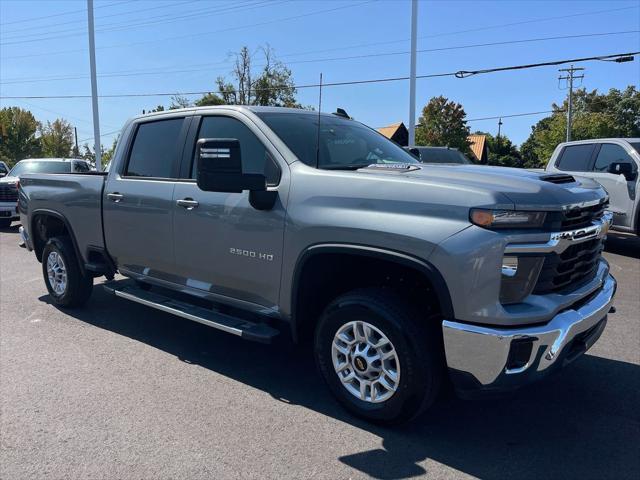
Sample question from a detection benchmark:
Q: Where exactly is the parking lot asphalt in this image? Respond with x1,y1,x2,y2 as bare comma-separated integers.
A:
1,223,638,480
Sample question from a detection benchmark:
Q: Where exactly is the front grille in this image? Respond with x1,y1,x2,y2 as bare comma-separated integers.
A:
560,202,607,230
0,184,18,202
533,238,604,294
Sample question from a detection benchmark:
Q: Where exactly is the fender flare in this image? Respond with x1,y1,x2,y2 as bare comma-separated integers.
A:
290,243,455,329
30,209,85,269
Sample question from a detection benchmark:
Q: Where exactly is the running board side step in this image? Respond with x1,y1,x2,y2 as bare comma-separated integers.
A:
103,282,279,344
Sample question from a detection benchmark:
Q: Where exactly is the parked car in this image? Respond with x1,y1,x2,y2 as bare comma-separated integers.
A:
404,146,472,164
18,107,616,424
0,161,9,178
1,158,91,228
546,138,640,235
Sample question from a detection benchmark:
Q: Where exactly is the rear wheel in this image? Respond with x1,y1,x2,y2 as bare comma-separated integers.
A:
314,288,443,424
42,236,93,308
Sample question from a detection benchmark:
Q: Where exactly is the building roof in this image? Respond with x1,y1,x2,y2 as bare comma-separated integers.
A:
377,122,407,140
468,134,487,162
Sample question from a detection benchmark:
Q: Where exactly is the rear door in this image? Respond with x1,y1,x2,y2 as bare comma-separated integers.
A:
171,112,288,311
589,143,638,228
103,116,190,280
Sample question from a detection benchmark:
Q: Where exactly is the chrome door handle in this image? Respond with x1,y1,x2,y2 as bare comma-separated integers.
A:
107,192,123,202
176,198,199,210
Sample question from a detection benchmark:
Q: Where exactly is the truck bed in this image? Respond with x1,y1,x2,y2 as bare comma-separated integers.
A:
20,172,106,264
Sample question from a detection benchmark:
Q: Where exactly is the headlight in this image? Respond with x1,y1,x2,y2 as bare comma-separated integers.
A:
470,209,546,229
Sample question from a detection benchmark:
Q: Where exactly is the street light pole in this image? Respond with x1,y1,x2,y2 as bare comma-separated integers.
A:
408,0,418,147
87,0,102,171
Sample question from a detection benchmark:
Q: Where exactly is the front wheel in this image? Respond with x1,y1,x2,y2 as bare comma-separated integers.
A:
314,288,443,425
42,236,93,308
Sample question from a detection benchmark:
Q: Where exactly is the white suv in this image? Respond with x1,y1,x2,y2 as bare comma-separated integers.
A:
546,138,640,235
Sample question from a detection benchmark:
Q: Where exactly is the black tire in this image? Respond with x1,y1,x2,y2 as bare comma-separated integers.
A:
0,218,11,228
42,236,93,308
315,288,443,425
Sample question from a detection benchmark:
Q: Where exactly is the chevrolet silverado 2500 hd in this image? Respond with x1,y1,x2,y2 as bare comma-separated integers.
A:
18,106,616,424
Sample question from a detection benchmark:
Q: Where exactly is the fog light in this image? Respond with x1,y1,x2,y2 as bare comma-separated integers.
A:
502,256,518,277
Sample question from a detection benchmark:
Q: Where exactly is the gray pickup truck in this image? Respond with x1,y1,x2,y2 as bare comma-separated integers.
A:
18,106,616,424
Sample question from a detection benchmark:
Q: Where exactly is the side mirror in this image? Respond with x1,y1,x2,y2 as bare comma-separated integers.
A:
607,161,637,181
0,172,6,178
196,138,266,193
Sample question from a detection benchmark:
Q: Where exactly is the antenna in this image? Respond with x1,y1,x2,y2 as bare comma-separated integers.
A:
316,73,323,169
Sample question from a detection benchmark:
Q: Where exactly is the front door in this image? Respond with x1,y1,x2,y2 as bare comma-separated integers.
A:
103,116,190,279
589,143,638,228
171,113,288,311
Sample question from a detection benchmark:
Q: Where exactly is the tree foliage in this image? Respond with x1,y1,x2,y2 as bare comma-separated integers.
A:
521,87,640,168
214,46,300,107
39,118,74,158
415,96,471,152
474,131,522,167
0,107,41,166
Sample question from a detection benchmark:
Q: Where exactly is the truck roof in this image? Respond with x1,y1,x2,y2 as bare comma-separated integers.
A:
134,105,339,121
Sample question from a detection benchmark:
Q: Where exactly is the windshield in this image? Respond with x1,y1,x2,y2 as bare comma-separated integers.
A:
417,148,471,164
8,161,71,177
256,112,419,169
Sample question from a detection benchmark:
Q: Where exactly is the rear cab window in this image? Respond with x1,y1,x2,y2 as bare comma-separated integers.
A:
125,118,186,178
556,144,595,172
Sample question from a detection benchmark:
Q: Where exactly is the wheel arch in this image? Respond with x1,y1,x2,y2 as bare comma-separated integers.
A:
290,243,454,342
30,209,84,269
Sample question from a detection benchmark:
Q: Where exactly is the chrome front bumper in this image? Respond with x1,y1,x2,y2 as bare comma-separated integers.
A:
442,272,616,397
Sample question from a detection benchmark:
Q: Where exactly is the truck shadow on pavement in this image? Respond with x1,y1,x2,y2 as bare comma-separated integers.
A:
39,287,640,480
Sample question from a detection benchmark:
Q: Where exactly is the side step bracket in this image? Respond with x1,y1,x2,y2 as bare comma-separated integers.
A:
103,281,279,344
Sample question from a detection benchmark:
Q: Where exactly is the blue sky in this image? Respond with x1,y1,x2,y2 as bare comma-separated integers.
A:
1,0,639,150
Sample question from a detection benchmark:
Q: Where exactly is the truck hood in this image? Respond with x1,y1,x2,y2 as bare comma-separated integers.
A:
358,163,607,210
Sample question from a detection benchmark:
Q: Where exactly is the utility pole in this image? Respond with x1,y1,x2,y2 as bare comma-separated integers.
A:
497,118,503,144
408,0,418,147
74,127,79,157
87,0,102,171
558,65,584,142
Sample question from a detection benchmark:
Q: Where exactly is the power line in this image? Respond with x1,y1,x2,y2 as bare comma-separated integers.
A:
467,110,565,122
0,0,130,27
0,0,373,47
0,0,202,35
2,51,636,100
454,51,637,78
2,3,636,59
0,0,279,43
2,30,637,86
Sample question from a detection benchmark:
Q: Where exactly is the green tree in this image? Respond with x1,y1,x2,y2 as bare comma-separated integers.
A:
521,86,639,168
211,45,300,107
474,131,522,167
39,118,74,158
81,138,117,169
169,95,191,110
0,107,41,166
194,92,225,106
415,96,471,152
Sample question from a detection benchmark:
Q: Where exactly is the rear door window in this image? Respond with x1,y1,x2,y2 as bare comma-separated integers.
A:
125,118,185,178
556,144,595,172
592,144,635,172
